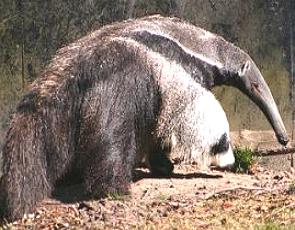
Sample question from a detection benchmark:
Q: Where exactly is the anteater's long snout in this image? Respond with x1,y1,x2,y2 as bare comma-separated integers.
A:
235,62,289,146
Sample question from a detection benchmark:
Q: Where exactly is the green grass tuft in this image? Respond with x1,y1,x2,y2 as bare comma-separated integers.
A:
233,147,255,174
157,193,171,202
106,192,127,201
288,181,295,195
254,222,295,230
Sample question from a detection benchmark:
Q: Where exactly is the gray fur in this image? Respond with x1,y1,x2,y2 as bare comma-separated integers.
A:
0,15,287,221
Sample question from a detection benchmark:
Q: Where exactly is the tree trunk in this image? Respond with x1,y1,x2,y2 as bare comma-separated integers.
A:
289,0,294,167
126,0,136,19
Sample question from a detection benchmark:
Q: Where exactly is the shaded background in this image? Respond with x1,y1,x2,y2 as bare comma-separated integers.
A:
0,0,294,147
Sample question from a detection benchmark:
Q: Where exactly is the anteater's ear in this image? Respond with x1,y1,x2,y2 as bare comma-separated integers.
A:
238,60,251,77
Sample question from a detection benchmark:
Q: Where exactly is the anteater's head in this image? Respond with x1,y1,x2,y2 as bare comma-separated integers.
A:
228,59,289,146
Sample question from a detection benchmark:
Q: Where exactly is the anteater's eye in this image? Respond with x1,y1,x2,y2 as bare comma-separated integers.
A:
238,61,251,77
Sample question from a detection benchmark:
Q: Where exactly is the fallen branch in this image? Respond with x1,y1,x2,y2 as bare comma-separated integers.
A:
204,186,274,200
254,147,295,157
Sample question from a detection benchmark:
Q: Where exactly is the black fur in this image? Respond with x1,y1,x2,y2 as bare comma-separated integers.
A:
210,133,230,155
0,15,279,221
0,38,164,221
148,141,174,177
129,30,222,89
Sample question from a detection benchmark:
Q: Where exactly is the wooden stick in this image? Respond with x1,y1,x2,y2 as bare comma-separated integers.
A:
204,186,274,200
289,0,295,167
254,147,295,157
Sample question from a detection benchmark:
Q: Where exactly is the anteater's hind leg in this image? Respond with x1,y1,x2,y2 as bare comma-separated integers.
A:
148,141,174,177
83,129,137,197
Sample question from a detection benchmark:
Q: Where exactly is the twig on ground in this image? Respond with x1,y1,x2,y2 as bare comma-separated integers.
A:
255,147,295,156
204,186,274,200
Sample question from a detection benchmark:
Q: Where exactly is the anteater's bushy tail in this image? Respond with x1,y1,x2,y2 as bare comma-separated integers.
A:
0,113,51,221
0,101,76,221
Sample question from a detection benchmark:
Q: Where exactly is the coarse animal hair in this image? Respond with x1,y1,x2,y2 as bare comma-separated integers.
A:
0,15,286,221
0,36,163,221
157,81,234,169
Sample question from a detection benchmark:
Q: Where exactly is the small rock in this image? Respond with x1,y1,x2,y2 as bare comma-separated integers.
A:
221,218,227,225
28,213,35,219
252,182,260,187
169,202,179,209
273,175,284,180
78,202,93,211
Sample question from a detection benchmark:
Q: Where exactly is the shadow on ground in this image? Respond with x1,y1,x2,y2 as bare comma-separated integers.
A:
52,167,223,203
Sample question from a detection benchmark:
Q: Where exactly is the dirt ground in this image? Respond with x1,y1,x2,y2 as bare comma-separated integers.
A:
1,130,295,230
